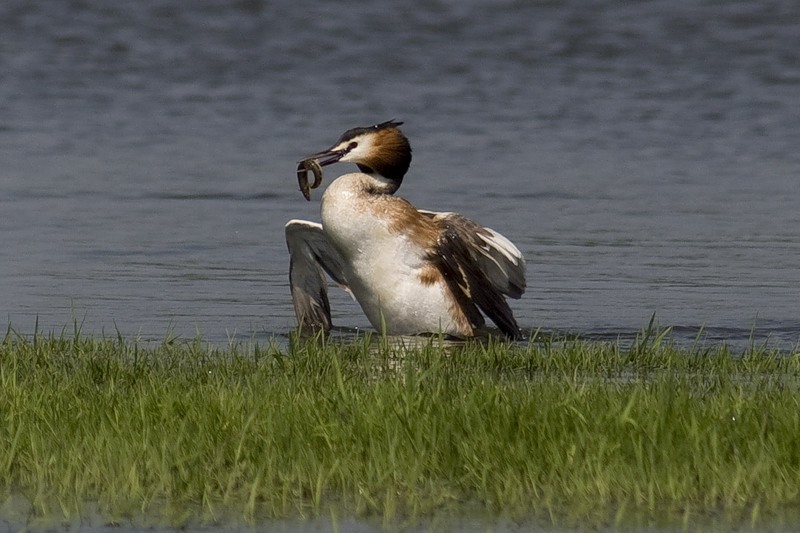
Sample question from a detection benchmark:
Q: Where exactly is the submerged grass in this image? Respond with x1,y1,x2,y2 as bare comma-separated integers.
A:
1,326,799,529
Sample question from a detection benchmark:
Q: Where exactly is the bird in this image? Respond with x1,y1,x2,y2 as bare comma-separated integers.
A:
285,120,526,339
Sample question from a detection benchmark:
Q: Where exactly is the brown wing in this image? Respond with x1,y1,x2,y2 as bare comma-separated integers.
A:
423,211,526,339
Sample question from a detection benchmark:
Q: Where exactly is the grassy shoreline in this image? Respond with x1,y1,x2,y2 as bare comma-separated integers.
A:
1,327,799,529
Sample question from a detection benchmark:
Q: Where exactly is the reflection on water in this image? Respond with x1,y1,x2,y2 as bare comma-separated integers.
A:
1,0,799,351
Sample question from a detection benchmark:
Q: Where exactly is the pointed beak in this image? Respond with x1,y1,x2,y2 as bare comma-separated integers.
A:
298,147,346,167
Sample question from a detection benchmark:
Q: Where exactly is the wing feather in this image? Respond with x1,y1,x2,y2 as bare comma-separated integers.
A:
285,219,350,332
424,211,526,338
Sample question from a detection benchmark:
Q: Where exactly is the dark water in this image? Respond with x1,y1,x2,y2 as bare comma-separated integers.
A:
2,0,799,349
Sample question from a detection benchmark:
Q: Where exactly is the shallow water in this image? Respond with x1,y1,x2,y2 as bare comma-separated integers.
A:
4,491,799,533
2,0,799,350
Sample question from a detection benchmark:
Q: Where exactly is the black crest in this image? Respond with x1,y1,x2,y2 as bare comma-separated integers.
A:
337,120,404,143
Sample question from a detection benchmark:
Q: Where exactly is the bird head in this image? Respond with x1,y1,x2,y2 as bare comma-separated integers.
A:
300,120,412,185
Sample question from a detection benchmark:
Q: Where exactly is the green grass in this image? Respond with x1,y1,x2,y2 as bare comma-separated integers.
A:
1,325,799,529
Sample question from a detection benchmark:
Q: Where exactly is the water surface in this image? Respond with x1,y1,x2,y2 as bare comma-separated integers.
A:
2,0,799,349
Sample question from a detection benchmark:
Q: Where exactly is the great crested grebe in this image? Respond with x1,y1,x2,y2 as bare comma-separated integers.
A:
285,120,526,338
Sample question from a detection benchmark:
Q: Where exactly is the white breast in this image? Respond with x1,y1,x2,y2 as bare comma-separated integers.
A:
320,174,462,335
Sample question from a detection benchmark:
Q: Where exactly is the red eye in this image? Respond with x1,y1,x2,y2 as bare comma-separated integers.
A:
347,142,358,151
